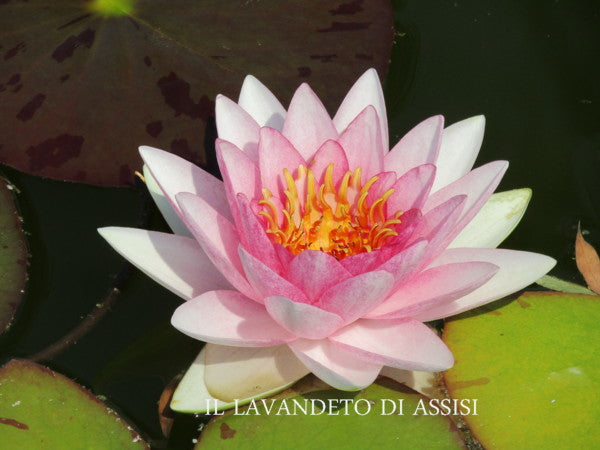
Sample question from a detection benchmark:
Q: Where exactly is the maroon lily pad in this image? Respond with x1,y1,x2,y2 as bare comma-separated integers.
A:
0,0,393,186
0,176,28,335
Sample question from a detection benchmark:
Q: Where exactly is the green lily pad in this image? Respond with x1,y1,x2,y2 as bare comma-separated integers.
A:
0,359,148,448
197,377,465,449
536,275,596,295
0,0,393,186
443,292,600,449
0,176,28,336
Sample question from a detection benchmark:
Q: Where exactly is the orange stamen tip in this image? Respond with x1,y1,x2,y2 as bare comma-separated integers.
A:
134,171,146,183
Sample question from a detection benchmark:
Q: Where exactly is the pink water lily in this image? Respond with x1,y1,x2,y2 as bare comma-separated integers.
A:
99,69,554,411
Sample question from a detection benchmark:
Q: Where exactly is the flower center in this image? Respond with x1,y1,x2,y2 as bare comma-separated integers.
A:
258,164,403,260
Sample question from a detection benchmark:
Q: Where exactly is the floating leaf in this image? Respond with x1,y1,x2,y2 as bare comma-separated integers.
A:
536,274,595,295
0,176,28,336
443,292,600,449
0,0,393,186
196,378,465,449
575,225,600,294
0,359,148,448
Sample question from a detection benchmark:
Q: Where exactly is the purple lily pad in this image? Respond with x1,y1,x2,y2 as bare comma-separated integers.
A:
0,0,393,186
0,176,28,335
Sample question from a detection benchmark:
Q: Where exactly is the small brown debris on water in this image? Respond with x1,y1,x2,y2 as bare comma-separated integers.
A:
575,223,600,295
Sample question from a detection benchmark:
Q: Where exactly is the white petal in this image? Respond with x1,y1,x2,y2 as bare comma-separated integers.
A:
422,161,508,255
432,115,485,192
418,248,556,321
379,367,441,398
264,296,344,339
170,344,308,413
171,290,295,346
140,146,232,221
384,115,443,176
215,95,260,161
449,188,532,248
143,165,191,237
333,68,388,152
288,338,381,391
238,75,286,129
175,192,256,300
98,227,230,300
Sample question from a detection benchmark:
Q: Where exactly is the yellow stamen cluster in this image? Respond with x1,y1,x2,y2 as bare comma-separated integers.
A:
258,164,403,260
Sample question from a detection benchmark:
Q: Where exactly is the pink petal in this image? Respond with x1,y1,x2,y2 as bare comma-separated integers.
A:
340,236,426,278
416,248,556,321
215,139,259,220
366,171,397,205
337,210,424,277
308,140,349,185
264,296,344,339
235,194,281,272
432,115,486,192
386,208,423,248
376,239,429,284
409,195,467,245
330,319,454,371
288,338,382,390
239,246,309,304
275,244,294,267
282,83,338,160
175,192,257,300
258,127,306,198
337,105,384,178
424,161,509,246
333,68,388,153
140,146,232,222
384,115,444,177
367,261,499,319
238,74,286,129
286,250,352,301
98,227,231,301
172,290,295,346
215,94,260,162
387,164,436,213
339,249,388,276
316,270,394,322
406,195,467,267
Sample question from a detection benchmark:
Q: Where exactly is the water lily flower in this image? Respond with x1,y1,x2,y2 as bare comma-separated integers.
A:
99,69,555,412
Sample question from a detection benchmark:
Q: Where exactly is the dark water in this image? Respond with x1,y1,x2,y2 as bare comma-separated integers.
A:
387,0,600,279
1,0,598,447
